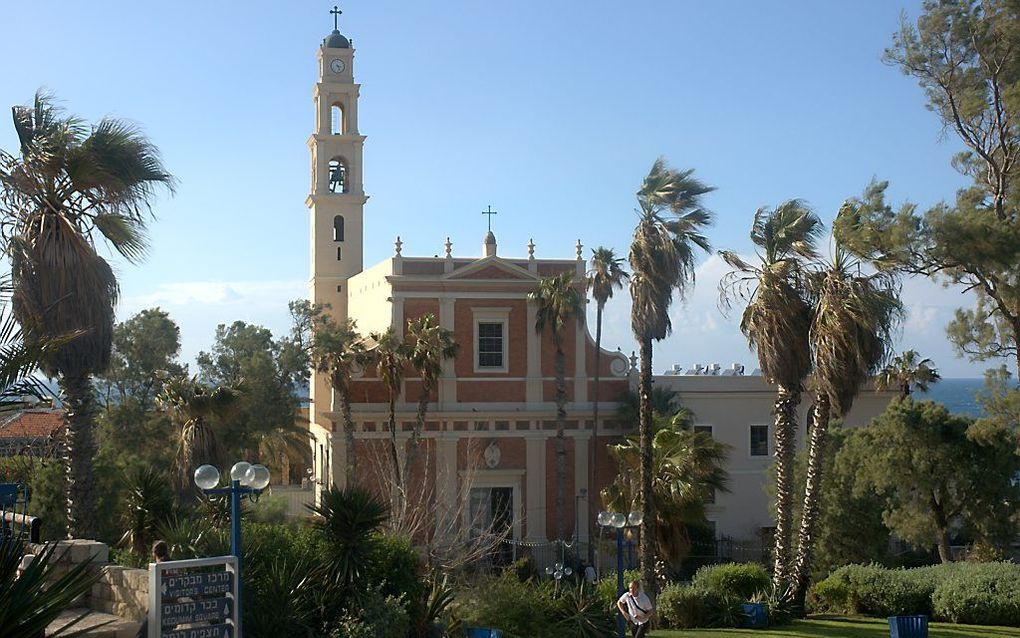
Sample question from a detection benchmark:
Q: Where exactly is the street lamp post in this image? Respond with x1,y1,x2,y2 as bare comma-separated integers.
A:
597,509,643,638
194,461,271,634
544,561,573,592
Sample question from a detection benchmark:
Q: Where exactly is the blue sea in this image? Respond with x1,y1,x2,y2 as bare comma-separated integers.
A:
914,378,985,417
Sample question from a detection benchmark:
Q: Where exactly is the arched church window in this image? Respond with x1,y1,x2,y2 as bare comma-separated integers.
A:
333,215,345,241
328,158,347,193
330,104,344,135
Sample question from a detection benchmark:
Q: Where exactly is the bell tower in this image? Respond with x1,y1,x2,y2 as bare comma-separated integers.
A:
306,6,366,322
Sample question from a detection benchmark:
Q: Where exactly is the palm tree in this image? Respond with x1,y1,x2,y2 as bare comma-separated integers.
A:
876,350,940,399
157,374,243,499
789,243,902,608
586,246,628,552
405,313,458,476
0,92,174,537
628,157,714,592
529,270,584,541
296,301,368,488
602,415,729,574
369,327,410,511
719,200,822,589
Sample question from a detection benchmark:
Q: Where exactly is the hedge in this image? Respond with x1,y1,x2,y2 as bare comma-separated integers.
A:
810,562,1020,626
690,562,771,599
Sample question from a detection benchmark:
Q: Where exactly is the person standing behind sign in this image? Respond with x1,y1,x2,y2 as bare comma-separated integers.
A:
135,541,171,638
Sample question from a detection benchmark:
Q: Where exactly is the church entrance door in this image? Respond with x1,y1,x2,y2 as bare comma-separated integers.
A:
469,486,514,566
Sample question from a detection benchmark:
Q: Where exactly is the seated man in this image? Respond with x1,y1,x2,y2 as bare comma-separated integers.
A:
616,580,654,638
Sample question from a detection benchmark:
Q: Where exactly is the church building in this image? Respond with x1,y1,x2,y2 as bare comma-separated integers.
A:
304,16,894,559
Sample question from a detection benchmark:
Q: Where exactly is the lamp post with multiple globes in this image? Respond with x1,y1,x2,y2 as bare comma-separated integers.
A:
193,461,271,633
597,509,643,638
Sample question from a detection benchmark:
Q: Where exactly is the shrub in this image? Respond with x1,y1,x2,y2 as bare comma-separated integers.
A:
809,564,935,616
454,572,558,638
372,534,426,627
330,585,409,638
594,569,640,617
808,576,851,614
248,493,289,524
691,562,770,599
810,562,1020,625
931,562,1020,626
657,583,743,629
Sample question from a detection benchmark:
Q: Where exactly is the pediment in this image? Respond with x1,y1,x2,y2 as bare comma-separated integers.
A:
443,256,538,281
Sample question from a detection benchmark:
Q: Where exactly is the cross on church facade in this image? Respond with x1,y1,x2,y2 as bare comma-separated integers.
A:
482,205,498,232
330,5,342,30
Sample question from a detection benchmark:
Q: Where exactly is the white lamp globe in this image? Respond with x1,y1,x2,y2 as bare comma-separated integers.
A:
230,461,252,485
246,464,271,490
194,465,220,491
545,566,554,575
611,512,627,528
597,511,611,527
563,567,573,576
628,511,644,527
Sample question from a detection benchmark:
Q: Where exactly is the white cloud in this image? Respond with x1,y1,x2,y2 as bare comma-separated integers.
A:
587,255,992,378
118,279,306,368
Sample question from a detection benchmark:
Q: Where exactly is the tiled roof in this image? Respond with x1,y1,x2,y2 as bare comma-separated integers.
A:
0,410,65,440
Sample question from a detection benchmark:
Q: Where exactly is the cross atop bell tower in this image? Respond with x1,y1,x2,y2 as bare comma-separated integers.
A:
306,5,367,322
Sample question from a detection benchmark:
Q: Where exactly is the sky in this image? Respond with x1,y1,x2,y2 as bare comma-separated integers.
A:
0,1,998,378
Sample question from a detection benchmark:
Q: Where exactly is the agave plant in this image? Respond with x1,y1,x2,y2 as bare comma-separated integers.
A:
0,539,103,637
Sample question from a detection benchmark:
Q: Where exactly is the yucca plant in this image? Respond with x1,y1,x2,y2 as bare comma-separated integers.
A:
554,582,615,637
0,539,103,637
119,466,176,556
306,487,388,597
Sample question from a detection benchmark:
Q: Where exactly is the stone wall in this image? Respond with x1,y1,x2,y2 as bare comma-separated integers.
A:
27,539,148,622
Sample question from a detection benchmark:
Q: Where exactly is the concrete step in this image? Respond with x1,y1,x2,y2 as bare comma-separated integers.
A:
46,608,141,638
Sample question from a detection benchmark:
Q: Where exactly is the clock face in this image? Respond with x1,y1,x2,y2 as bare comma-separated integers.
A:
330,59,346,74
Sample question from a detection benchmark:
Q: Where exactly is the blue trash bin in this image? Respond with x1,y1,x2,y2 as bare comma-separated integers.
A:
888,615,928,638
465,628,503,638
740,602,768,628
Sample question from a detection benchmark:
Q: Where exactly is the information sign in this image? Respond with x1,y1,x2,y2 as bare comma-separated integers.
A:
149,556,239,638
161,598,232,627
160,623,233,638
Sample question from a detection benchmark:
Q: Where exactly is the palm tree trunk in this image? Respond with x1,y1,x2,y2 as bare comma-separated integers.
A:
791,392,831,611
638,335,656,595
405,384,430,490
387,387,403,514
771,384,800,590
60,373,98,539
589,303,604,561
554,347,567,542
341,391,356,489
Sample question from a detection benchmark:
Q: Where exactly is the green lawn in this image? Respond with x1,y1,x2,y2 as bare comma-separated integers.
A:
649,615,1019,638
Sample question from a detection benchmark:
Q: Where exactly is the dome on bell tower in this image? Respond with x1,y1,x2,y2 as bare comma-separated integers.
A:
323,29,350,49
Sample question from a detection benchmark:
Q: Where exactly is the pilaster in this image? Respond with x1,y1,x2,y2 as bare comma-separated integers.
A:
435,437,458,537
526,301,541,404
438,298,457,407
573,435,590,543
525,435,547,542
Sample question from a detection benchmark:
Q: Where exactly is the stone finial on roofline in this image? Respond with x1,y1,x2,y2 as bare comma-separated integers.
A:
444,237,453,258
394,236,403,256
576,239,583,260
528,238,535,260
